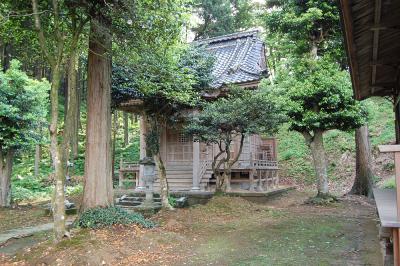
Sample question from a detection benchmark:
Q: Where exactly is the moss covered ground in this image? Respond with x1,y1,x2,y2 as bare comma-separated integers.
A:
0,191,382,265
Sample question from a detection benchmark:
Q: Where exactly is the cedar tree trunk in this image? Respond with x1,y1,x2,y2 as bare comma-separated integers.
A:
351,125,374,197
82,10,113,211
0,148,14,207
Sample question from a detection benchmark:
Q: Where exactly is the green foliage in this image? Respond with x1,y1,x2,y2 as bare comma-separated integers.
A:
265,57,366,134
186,87,285,145
263,0,344,62
76,206,155,229
178,45,216,91
11,176,52,203
381,177,396,189
0,60,49,151
277,97,395,187
66,184,83,196
192,0,255,39
168,195,177,208
112,45,214,110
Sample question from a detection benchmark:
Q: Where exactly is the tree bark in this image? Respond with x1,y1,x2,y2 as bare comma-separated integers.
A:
0,148,14,207
32,0,68,242
154,152,173,210
68,50,79,161
34,144,41,177
49,68,68,241
82,9,113,211
214,135,245,193
303,130,329,196
2,43,11,72
351,125,374,197
112,111,118,179
123,112,129,147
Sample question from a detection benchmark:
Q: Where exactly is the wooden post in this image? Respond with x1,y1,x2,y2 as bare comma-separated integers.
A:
257,170,263,192
249,170,255,192
379,145,400,218
394,95,400,144
192,140,200,190
137,115,147,190
250,152,255,191
379,145,400,265
119,158,123,188
394,228,400,266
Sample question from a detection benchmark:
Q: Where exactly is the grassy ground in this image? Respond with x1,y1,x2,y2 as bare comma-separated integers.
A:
0,190,382,265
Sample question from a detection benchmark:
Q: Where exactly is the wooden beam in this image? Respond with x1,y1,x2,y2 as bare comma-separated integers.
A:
371,0,382,85
394,228,400,266
378,145,400,153
339,0,362,99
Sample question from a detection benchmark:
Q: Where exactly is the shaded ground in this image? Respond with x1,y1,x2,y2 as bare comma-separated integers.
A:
0,190,382,265
0,206,52,233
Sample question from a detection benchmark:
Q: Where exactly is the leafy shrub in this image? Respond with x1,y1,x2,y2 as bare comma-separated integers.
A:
168,196,177,207
383,162,395,172
12,176,48,192
381,177,396,189
122,180,135,189
11,186,50,203
75,206,155,229
66,184,83,196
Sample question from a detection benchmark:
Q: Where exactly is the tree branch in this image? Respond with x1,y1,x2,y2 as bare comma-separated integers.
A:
229,134,245,167
31,0,55,66
301,131,313,146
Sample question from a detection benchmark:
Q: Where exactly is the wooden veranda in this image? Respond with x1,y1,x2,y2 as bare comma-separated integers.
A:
340,0,400,264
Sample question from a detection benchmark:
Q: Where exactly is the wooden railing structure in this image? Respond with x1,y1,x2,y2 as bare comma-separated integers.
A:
198,158,279,191
118,159,140,188
118,157,279,192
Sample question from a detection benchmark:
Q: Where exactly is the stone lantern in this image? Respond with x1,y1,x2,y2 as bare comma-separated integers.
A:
139,157,156,206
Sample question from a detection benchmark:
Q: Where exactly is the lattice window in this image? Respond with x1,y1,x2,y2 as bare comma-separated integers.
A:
178,132,189,143
167,129,193,161
263,145,273,161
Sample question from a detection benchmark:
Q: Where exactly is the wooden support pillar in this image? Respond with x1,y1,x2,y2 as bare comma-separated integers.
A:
257,170,263,192
249,170,255,192
192,141,201,191
137,115,147,190
394,228,400,266
119,158,124,188
379,145,400,266
395,94,400,144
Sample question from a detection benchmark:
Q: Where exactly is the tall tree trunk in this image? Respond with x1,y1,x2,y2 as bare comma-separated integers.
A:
34,68,44,177
351,125,374,197
32,0,67,242
304,130,329,196
49,68,68,240
68,50,79,161
82,9,113,211
123,112,129,147
2,43,11,72
0,148,14,207
34,144,41,177
154,152,173,210
112,111,118,179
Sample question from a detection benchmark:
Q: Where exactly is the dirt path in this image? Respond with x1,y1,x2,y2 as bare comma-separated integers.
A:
0,190,382,265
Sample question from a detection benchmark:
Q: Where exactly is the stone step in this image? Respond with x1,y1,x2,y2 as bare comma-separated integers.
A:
154,179,193,184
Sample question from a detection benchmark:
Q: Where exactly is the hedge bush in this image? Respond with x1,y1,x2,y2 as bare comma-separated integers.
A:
75,206,155,229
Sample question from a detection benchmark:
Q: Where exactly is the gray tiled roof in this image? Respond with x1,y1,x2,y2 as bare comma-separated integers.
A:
195,30,268,88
